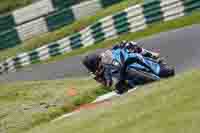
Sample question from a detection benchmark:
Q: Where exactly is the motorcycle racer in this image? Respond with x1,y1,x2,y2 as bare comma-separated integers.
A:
82,41,175,94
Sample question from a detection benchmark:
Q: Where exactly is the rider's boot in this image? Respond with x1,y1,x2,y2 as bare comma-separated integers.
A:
115,80,129,94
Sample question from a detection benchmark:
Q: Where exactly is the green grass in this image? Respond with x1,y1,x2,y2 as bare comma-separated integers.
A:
1,69,200,133
0,0,142,62
0,0,89,14
0,78,111,133
24,69,200,133
0,0,33,14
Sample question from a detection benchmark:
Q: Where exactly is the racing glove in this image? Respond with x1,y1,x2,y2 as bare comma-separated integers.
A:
141,48,160,59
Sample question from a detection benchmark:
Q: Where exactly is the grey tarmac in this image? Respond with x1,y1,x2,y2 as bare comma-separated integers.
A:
0,24,200,83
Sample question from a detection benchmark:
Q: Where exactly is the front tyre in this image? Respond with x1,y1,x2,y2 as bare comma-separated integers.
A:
159,64,175,78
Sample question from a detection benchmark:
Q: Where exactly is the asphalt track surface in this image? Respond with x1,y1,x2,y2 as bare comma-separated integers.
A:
0,24,200,83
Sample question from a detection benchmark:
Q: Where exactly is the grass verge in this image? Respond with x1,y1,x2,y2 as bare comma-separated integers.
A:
0,0,142,62
0,78,110,133
0,0,90,15
25,69,200,133
0,0,33,14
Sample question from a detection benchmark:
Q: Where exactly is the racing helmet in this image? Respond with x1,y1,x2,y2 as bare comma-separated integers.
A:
82,53,100,74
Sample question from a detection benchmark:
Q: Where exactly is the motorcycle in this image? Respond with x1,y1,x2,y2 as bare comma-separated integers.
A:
82,48,175,94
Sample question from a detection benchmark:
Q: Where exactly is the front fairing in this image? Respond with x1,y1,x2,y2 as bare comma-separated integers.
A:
111,48,161,75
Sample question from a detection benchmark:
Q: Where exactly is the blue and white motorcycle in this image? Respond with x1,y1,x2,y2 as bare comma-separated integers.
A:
82,47,175,94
